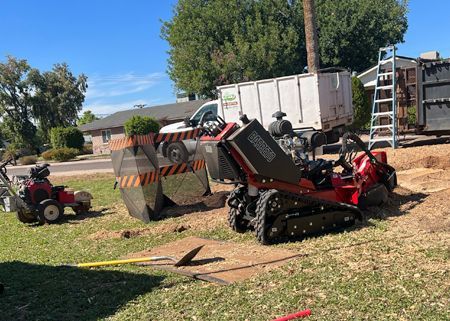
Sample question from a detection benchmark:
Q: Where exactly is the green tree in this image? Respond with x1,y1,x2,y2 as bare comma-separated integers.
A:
124,116,160,136
316,0,408,71
50,127,85,150
162,0,407,96
0,56,87,146
77,110,99,126
0,56,37,147
162,0,304,97
351,76,371,130
31,63,87,141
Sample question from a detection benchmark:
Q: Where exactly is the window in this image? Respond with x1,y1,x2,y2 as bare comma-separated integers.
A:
190,104,218,126
101,129,112,143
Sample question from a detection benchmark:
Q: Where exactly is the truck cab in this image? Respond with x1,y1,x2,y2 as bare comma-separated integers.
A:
159,100,219,163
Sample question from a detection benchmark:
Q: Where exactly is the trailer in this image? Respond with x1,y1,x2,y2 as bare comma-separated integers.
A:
416,58,450,135
217,71,354,143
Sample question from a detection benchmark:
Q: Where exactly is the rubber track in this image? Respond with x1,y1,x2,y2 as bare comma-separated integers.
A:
227,189,247,233
255,189,362,244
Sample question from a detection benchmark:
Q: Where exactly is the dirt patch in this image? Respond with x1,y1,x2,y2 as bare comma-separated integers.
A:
400,187,450,233
397,168,450,193
419,155,450,169
159,191,229,218
87,207,228,241
379,143,450,171
127,236,300,284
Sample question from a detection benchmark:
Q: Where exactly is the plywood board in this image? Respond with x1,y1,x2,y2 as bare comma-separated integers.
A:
127,236,302,285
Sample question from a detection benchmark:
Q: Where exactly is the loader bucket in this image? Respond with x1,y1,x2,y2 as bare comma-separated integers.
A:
109,129,210,222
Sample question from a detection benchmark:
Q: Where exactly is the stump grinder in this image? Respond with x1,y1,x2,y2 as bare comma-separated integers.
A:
199,112,397,244
0,158,93,224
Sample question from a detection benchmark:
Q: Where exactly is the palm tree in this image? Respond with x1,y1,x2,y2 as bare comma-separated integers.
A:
303,0,320,73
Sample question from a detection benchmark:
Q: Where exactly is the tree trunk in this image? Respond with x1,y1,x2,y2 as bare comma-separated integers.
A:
303,0,320,73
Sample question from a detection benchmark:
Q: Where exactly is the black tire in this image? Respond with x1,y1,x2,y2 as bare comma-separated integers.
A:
16,210,37,223
227,207,247,233
166,142,189,164
38,199,63,224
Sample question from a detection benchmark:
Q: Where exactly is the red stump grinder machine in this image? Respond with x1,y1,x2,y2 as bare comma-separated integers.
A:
0,158,93,224
199,112,397,244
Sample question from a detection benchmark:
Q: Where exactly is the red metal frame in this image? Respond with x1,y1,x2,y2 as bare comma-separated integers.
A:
221,127,388,206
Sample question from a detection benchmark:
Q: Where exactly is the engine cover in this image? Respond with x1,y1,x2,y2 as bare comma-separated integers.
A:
25,180,51,204
228,119,302,184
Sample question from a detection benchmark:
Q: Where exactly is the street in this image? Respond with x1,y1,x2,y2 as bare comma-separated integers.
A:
5,153,177,177
6,158,114,177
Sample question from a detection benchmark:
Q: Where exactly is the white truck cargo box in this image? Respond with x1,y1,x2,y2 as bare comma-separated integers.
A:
217,72,353,142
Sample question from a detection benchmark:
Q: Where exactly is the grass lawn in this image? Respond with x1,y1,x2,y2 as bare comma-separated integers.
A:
0,173,448,321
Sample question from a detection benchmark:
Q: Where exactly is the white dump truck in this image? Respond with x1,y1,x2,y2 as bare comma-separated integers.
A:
160,71,353,162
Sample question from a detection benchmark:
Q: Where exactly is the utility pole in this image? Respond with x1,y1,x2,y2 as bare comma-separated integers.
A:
303,0,320,73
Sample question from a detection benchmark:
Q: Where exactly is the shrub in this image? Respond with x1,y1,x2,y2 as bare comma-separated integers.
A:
51,148,79,161
81,143,93,155
2,145,17,161
41,150,54,161
351,76,371,130
407,106,416,126
124,115,160,136
19,156,37,165
50,127,85,150
2,143,34,160
41,148,79,162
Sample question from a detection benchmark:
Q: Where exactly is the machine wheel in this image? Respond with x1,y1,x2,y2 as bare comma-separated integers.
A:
38,199,63,224
16,209,37,223
227,208,247,233
167,142,189,164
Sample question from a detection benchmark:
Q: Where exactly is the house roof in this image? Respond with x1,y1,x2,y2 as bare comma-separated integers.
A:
357,56,417,78
79,99,208,132
357,56,417,88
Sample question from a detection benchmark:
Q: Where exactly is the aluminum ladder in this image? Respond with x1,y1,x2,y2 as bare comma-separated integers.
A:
369,45,398,149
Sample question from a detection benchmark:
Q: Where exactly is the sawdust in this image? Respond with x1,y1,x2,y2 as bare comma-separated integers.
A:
397,168,450,193
398,187,450,233
87,207,228,241
380,143,450,171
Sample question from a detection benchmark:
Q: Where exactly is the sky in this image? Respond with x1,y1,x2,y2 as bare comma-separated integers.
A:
0,0,449,116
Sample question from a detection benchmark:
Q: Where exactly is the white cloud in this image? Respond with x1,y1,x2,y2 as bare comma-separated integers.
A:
85,72,167,100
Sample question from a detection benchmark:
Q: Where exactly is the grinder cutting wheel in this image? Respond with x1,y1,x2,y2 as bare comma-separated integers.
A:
199,111,397,244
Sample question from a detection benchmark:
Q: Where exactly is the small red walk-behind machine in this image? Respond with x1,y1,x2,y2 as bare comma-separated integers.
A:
199,112,397,244
0,158,93,224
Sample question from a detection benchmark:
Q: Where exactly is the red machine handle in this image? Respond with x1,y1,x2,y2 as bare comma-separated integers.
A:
270,309,311,321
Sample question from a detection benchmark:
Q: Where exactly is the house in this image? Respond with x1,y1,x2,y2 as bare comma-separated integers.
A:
79,100,208,154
